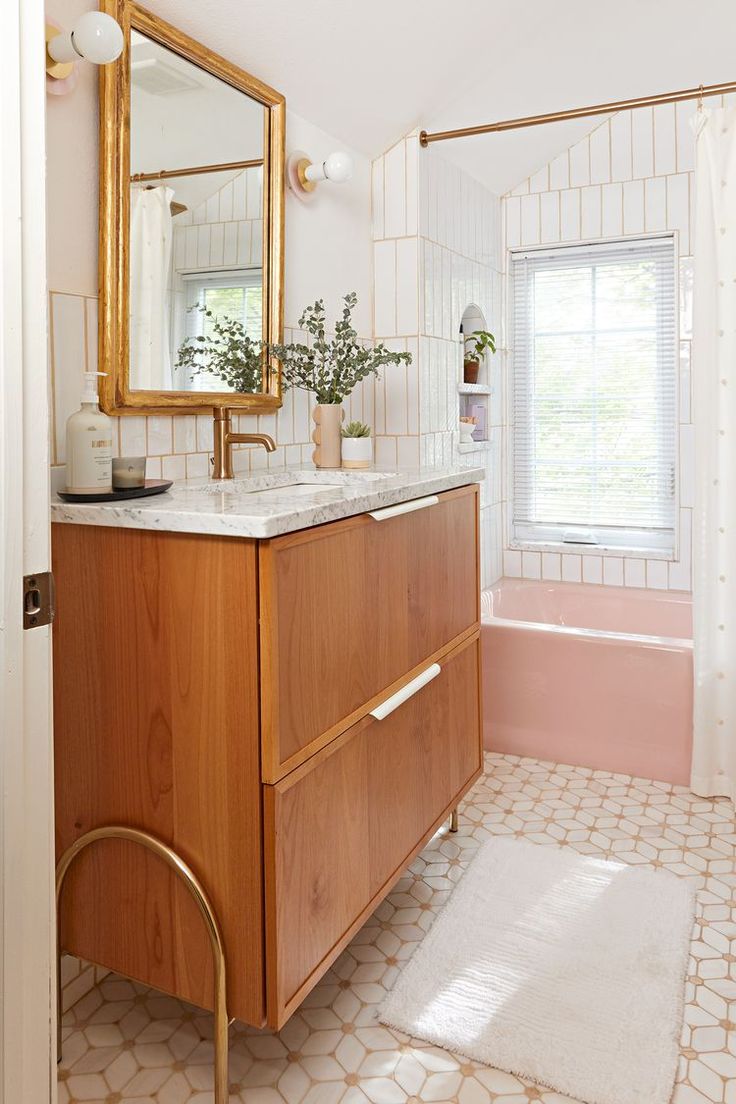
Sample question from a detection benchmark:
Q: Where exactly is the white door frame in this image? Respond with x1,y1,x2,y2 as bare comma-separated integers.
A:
0,1,55,1102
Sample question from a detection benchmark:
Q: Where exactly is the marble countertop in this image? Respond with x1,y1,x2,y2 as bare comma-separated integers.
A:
50,465,484,539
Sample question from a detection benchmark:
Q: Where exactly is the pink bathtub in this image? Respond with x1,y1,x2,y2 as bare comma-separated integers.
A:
481,579,693,786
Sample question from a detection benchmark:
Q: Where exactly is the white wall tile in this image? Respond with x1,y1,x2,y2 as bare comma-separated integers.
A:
529,166,549,194
675,101,697,173
603,557,624,586
582,555,603,584
653,104,677,177
504,549,522,577
521,550,541,579
668,508,692,591
119,416,146,457
146,416,173,456
610,112,632,181
396,238,419,335
561,553,582,583
505,197,521,249
631,107,654,178
173,417,196,454
405,139,418,237
589,123,611,185
667,174,690,253
372,156,385,240
540,192,560,242
542,552,561,580
646,560,668,589
569,136,590,188
520,194,540,245
560,190,581,241
679,424,695,507
384,142,406,238
623,179,645,234
601,183,623,237
549,151,569,192
581,186,602,239
644,177,666,232
624,558,646,587
374,240,396,336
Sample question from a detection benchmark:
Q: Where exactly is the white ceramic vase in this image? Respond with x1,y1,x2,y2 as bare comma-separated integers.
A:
341,436,372,469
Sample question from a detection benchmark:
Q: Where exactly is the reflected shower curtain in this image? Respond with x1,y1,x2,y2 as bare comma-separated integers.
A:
691,107,736,801
130,185,174,390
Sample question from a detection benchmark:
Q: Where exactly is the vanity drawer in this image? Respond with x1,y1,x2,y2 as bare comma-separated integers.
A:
263,635,482,1026
259,483,479,781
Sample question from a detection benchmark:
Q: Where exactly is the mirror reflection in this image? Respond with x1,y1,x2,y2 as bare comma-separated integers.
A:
129,31,266,394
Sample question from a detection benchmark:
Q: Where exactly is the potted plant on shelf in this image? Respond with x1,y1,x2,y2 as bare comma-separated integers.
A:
341,421,372,469
176,305,264,393
270,292,412,468
463,328,496,385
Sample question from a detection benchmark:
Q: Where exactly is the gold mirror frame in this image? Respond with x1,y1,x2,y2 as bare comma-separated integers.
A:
98,0,285,415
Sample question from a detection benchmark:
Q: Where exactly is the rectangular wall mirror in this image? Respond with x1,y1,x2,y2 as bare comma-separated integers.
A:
99,1,285,414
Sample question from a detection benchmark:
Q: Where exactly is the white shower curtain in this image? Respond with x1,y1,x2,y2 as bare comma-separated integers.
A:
130,185,174,390
691,107,736,801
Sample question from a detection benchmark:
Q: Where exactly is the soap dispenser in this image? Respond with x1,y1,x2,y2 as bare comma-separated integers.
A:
65,372,113,494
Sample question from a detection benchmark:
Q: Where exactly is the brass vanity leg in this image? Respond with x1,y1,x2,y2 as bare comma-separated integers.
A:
56,826,229,1104
450,807,459,833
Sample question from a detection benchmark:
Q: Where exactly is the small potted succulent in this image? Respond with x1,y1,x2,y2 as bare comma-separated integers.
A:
463,329,496,384
270,293,412,468
341,421,372,469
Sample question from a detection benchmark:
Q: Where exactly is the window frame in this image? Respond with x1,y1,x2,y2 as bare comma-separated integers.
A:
507,232,680,559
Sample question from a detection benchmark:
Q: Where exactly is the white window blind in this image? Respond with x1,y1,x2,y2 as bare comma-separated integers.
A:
510,236,677,552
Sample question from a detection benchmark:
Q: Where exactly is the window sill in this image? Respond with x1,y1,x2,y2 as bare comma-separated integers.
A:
509,539,675,561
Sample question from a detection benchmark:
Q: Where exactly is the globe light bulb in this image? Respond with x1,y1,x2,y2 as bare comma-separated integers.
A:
323,151,353,183
71,12,124,63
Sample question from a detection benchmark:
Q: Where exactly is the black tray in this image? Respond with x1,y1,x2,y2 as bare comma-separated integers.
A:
57,479,173,504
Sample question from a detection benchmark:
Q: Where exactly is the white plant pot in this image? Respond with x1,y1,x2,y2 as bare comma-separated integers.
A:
459,421,475,445
341,436,372,469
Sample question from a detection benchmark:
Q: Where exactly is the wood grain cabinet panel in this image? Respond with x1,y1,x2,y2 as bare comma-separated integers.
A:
259,485,480,781
53,525,266,1027
263,636,482,1026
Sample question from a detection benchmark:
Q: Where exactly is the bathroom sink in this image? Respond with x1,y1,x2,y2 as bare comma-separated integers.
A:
196,471,398,496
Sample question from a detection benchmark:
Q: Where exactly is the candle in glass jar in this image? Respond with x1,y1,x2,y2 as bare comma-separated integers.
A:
112,456,146,490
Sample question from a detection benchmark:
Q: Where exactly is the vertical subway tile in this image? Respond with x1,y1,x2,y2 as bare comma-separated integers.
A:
521,550,541,579
396,238,419,335
624,559,646,588
540,192,560,243
549,151,570,191
560,190,581,241
146,416,173,456
561,554,582,583
528,166,549,194
610,111,633,181
603,557,624,586
589,122,611,184
569,137,590,188
119,416,147,456
581,186,602,238
679,341,692,423
646,560,668,589
542,552,561,581
653,103,677,177
679,424,695,507
668,509,692,591
582,555,603,584
505,197,521,249
383,142,406,238
601,183,624,237
520,194,540,245
503,549,522,578
667,174,690,253
623,179,645,234
644,177,666,232
675,100,697,173
631,107,654,179
405,138,418,237
374,240,396,337
372,156,385,240
173,416,196,454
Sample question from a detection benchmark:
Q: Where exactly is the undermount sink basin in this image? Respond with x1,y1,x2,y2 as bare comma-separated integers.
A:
197,471,398,496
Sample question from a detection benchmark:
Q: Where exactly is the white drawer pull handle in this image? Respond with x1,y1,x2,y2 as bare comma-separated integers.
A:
368,495,439,521
369,663,441,721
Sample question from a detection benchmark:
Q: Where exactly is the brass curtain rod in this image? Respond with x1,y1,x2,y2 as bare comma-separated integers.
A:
131,157,264,183
419,79,736,146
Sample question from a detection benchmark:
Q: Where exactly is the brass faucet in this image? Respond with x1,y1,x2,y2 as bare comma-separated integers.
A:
212,408,276,479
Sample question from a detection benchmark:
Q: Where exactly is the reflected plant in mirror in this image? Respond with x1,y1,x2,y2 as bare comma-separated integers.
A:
175,304,264,393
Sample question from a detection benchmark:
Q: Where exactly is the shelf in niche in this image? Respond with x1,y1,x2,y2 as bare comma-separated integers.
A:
458,383,493,395
458,440,491,454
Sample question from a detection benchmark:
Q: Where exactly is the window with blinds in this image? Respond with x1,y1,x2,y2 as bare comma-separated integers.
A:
510,236,677,553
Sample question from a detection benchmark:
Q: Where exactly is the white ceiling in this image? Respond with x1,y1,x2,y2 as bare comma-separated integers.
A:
142,0,736,194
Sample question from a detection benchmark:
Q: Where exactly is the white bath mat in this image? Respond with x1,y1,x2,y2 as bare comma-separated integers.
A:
381,837,696,1104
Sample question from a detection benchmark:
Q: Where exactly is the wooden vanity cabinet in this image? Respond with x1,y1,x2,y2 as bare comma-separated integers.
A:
53,484,482,1030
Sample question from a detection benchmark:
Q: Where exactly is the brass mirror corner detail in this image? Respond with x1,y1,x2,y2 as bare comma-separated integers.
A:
98,0,285,415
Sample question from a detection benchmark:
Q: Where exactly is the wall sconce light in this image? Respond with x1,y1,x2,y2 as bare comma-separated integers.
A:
46,11,123,95
286,150,354,202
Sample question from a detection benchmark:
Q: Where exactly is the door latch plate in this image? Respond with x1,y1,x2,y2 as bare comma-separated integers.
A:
23,571,55,629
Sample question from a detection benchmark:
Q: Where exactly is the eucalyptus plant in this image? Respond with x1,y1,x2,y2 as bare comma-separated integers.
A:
342,421,371,438
176,304,264,393
269,292,412,404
